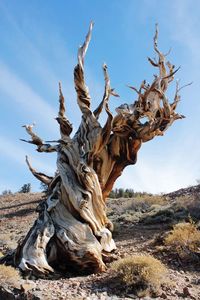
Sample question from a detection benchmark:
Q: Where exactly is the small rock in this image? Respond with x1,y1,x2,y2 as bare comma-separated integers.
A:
185,276,190,282
20,280,36,293
160,292,167,299
71,282,77,288
183,287,191,297
191,278,200,285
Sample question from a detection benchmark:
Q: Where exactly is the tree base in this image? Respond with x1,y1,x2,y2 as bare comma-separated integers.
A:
3,196,115,277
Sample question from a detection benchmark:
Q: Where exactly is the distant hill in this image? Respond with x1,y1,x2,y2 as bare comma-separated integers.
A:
165,184,200,199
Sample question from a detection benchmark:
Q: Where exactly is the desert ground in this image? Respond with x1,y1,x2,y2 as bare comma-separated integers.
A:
0,185,200,299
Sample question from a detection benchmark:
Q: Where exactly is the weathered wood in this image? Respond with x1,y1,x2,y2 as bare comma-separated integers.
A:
2,23,186,277
55,82,73,139
25,156,53,185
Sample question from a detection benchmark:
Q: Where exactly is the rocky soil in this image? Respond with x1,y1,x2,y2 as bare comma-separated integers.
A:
0,186,200,299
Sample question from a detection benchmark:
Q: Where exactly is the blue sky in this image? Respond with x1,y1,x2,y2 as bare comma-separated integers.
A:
0,0,199,194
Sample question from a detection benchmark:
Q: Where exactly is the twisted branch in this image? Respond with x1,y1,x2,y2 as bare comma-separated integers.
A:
74,22,94,114
25,156,53,185
21,124,58,152
55,82,73,139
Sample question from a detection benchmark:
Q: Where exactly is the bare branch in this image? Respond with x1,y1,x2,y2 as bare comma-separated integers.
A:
74,22,94,114
55,82,73,138
89,65,115,161
78,21,94,68
177,81,193,92
127,85,140,94
21,124,58,152
152,24,168,80
99,65,114,146
148,57,158,67
36,144,58,153
163,47,171,57
162,94,172,118
94,64,119,119
153,24,161,57
25,155,53,185
22,124,43,146
162,66,181,80
170,80,192,111
58,82,65,118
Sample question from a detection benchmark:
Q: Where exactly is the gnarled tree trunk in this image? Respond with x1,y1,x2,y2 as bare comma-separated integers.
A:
2,23,186,276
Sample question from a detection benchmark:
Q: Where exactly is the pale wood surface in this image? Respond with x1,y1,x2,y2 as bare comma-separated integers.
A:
12,23,184,276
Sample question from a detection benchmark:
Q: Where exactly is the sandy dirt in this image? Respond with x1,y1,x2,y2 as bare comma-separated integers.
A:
0,190,200,299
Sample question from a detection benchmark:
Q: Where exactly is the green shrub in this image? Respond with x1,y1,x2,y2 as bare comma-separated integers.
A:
1,189,12,195
19,183,31,193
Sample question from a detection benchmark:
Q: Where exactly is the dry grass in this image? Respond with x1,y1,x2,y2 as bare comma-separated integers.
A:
174,195,200,220
134,194,166,205
120,195,166,212
112,254,167,297
0,264,21,286
164,221,200,260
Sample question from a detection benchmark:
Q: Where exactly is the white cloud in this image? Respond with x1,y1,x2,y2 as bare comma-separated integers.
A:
0,1,60,94
0,135,55,175
116,119,200,193
1,1,199,194
169,1,200,54
0,62,59,135
113,0,200,193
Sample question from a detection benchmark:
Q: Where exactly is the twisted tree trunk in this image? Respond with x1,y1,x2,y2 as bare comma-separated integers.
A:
3,23,186,276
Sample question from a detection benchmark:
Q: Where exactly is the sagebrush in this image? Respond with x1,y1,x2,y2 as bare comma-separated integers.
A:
0,265,21,286
164,221,200,260
112,254,167,297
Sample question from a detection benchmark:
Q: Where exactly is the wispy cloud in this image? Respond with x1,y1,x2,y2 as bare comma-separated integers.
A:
0,1,61,94
0,0,199,194
115,0,200,193
169,1,200,58
117,147,200,194
0,1,104,128
0,135,56,175
0,62,59,135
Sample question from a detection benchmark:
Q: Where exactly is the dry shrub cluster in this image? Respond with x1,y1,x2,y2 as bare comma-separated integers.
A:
164,221,200,261
0,265,21,286
174,194,200,221
121,195,166,212
135,194,165,205
112,254,167,297
109,195,167,225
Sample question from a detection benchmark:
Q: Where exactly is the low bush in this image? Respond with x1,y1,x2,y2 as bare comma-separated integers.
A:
117,195,166,215
164,221,200,261
141,205,174,224
0,265,21,286
1,189,12,195
18,183,31,193
112,254,167,297
174,195,200,221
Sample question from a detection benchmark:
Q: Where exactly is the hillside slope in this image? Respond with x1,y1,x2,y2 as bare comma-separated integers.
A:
0,186,200,299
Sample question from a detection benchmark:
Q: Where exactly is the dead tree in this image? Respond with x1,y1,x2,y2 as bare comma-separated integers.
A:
6,23,186,276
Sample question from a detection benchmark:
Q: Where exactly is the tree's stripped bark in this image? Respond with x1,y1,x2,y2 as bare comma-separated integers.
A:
55,82,73,139
25,156,53,185
1,23,186,276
